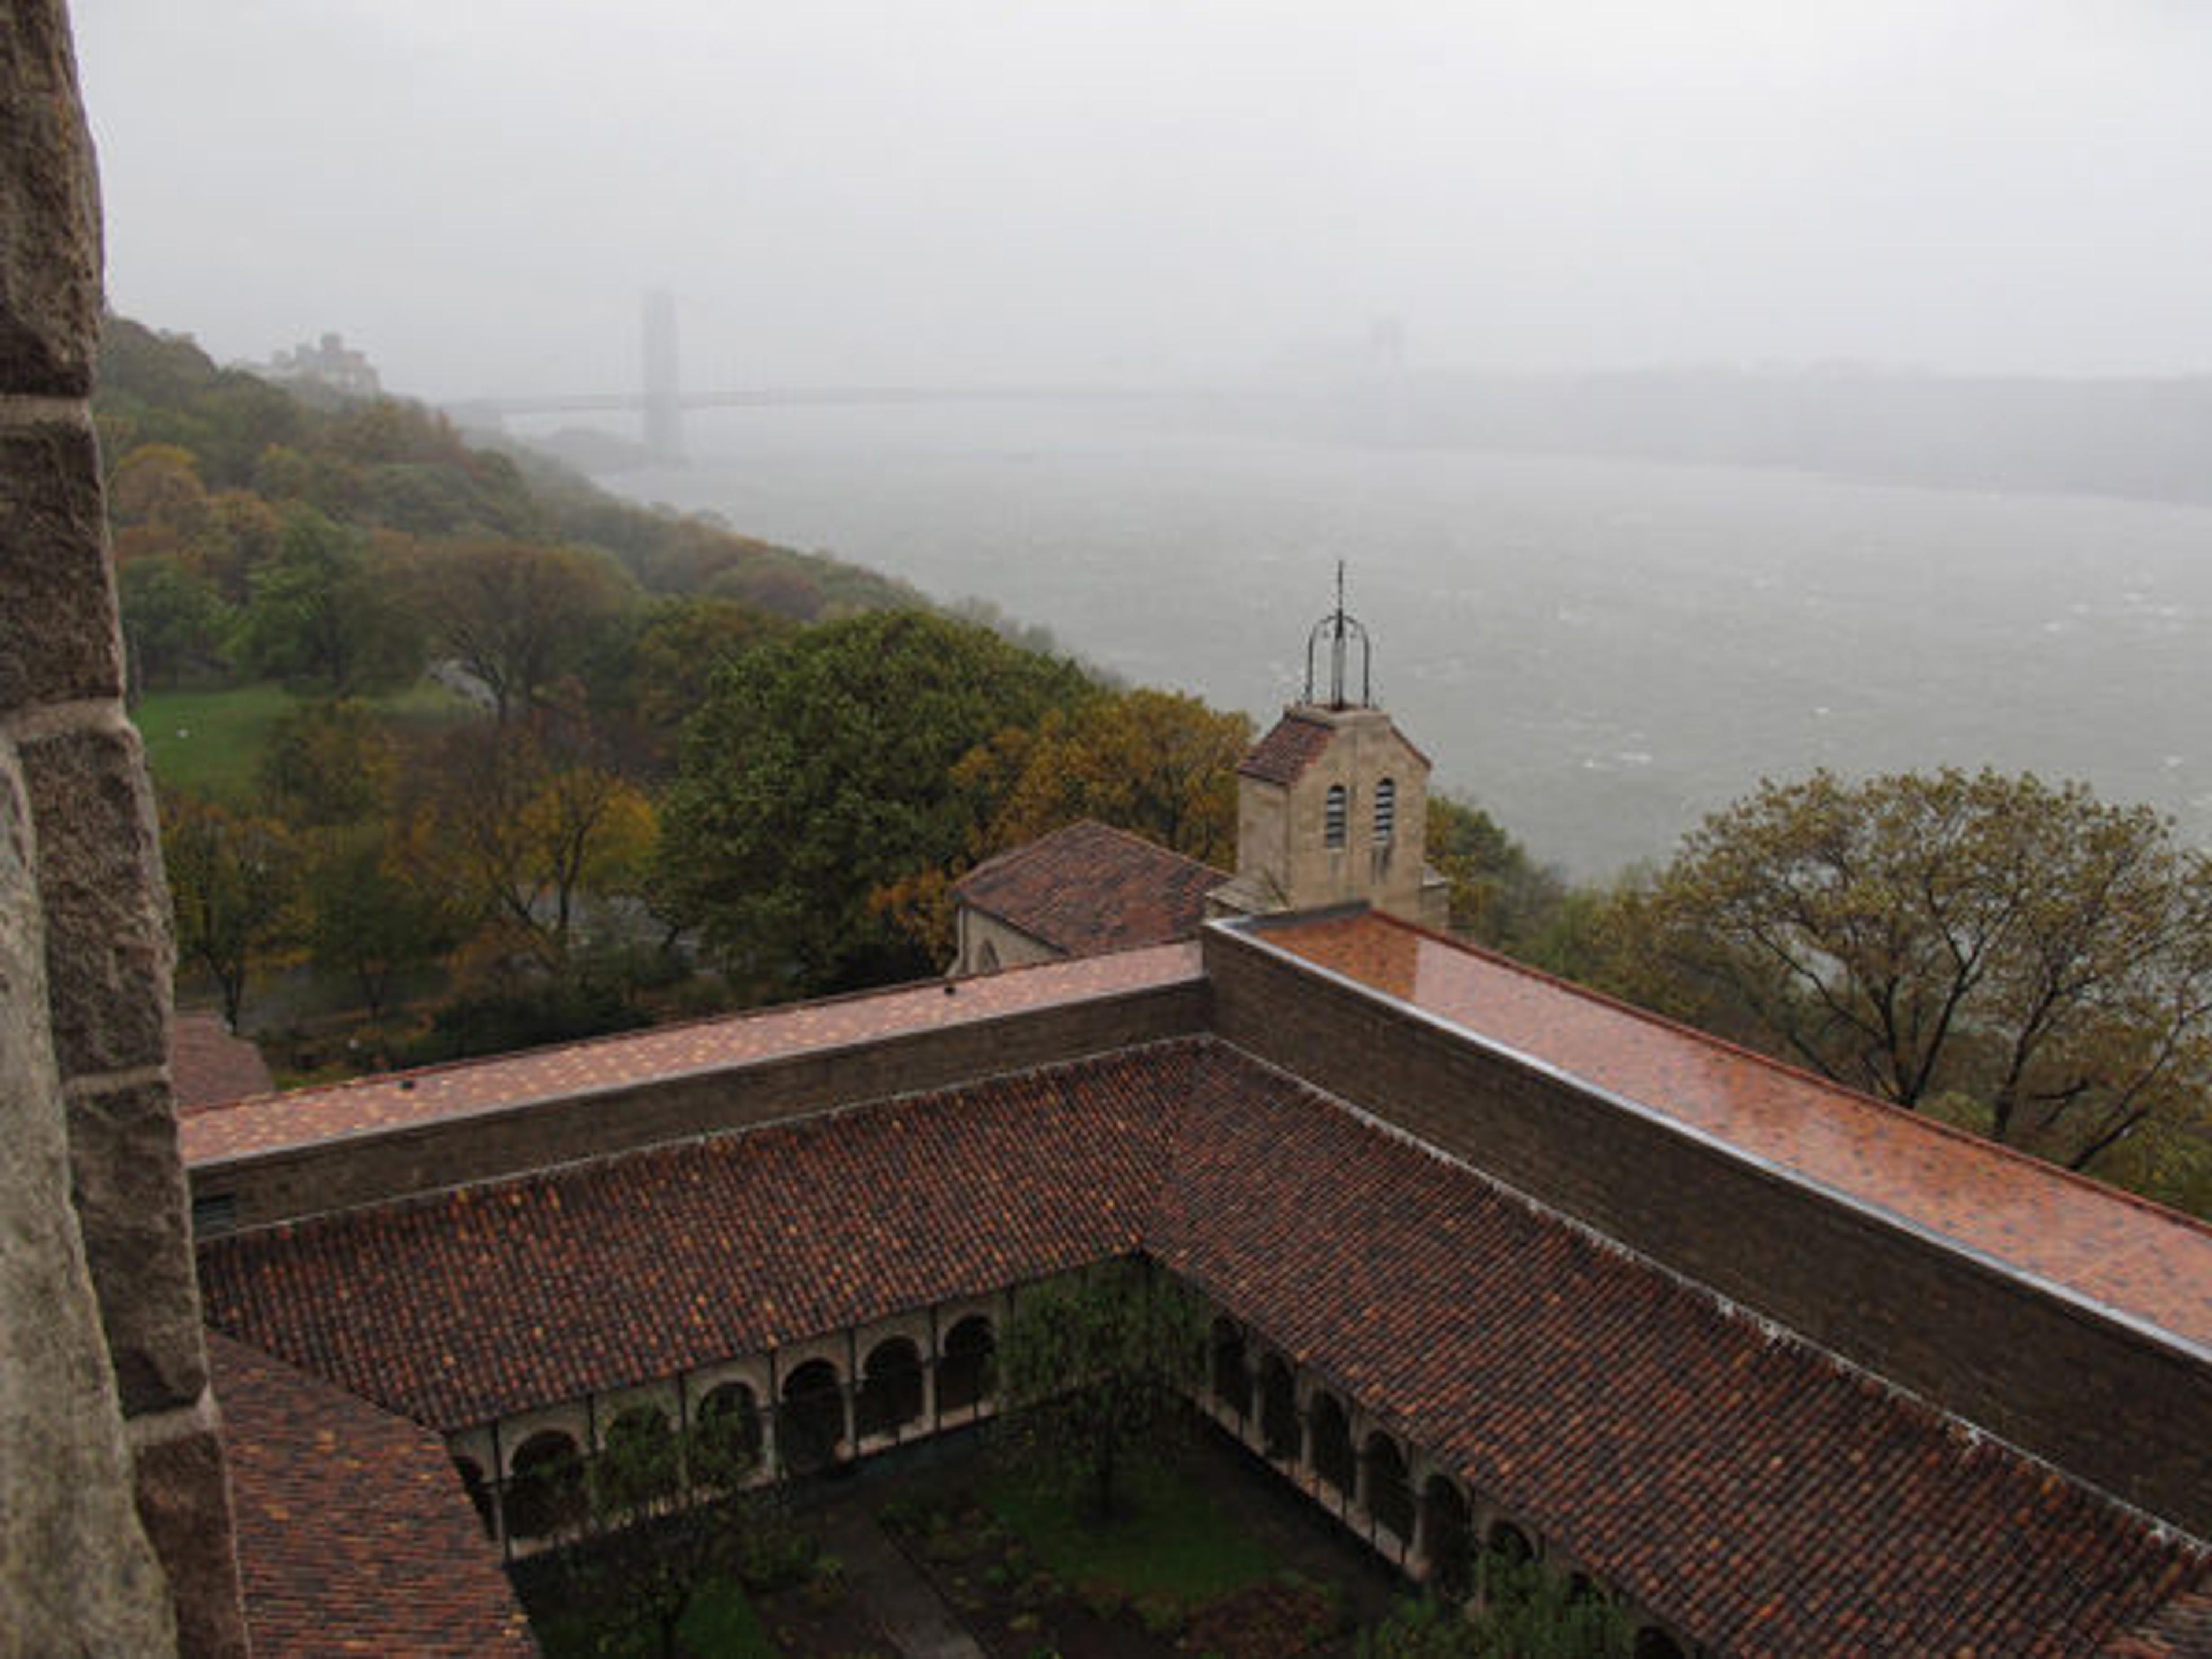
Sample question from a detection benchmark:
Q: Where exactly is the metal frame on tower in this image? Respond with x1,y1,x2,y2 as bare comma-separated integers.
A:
1305,562,1372,710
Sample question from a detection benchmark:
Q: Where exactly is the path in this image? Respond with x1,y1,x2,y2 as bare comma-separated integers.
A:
816,1502,987,1659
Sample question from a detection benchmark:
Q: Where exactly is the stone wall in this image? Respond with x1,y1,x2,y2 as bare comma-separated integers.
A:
1203,924,2212,1539
952,904,1063,977
195,978,1209,1230
0,7,247,1653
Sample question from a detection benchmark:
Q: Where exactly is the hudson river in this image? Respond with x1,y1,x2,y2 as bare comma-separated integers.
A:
604,404,2212,878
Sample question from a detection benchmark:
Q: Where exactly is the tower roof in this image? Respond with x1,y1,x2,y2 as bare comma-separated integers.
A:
1236,710,1338,785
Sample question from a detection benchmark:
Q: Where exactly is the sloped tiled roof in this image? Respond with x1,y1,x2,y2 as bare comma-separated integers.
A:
210,1331,535,1657
1256,908,2212,1348
200,1045,1187,1426
2108,1589,2212,1656
170,1010,274,1113
953,821,1226,956
1237,710,1336,785
202,1039,2208,1656
1151,1047,2207,1658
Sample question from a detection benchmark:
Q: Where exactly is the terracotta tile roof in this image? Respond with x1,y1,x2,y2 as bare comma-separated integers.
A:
1147,1047,2209,1658
199,1044,1188,1427
2108,1589,2212,1656
183,942,1199,1166
953,820,1226,956
171,1009,274,1113
1237,710,1336,785
202,1039,2208,1655
210,1331,535,1657
1256,908,2212,1351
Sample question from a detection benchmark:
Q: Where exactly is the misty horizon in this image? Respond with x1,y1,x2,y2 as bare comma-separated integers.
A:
71,1,2212,404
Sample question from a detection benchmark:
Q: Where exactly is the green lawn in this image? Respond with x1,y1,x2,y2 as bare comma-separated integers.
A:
134,679,477,802
983,1456,1273,1604
135,683,298,802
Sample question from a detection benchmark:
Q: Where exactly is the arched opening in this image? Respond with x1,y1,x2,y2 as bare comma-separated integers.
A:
1324,783,1348,849
452,1455,495,1539
1210,1318,1251,1418
938,1315,996,1415
597,1404,677,1510
1487,1520,1535,1567
505,1430,585,1541
1365,1431,1414,1546
858,1337,925,1440
1634,1630,1687,1659
1374,777,1397,842
696,1381,763,1483
1420,1475,1473,1597
1259,1355,1300,1462
1310,1393,1354,1497
779,1359,844,1474
977,938,1000,974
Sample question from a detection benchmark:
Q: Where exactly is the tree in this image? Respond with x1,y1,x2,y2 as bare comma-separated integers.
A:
872,686,1251,963
256,698,399,829
629,595,794,743
966,688,1252,867
1357,1576,1629,1659
998,1259,1204,1521
233,507,421,694
550,1406,768,1659
403,537,635,722
410,721,657,973
656,609,1092,994
1607,768,2212,1180
160,792,301,1028
118,556,233,692
301,825,463,1022
1425,793,1568,955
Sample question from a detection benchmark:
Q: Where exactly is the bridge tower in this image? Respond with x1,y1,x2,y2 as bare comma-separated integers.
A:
641,289,684,465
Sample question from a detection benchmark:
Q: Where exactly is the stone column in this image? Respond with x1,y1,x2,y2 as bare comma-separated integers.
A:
0,6,248,1654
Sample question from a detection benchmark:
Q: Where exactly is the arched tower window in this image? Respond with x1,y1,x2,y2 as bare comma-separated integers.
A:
1374,778,1396,842
1325,784,1348,849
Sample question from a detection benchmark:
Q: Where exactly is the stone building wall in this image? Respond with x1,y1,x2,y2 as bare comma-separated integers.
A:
0,7,247,1653
1231,706,1446,928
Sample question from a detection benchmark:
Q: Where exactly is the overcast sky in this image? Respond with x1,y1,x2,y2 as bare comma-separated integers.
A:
69,0,2212,401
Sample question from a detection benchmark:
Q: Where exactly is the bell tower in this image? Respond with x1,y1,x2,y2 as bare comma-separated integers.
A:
1211,570,1450,928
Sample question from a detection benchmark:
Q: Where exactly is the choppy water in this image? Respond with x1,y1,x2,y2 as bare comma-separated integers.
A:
600,404,2212,878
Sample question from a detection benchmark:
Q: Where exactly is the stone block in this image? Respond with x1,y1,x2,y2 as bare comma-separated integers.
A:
0,421,122,709
0,2,103,397
20,721,173,1077
1,745,179,1657
134,1425,250,1659
67,1081,208,1415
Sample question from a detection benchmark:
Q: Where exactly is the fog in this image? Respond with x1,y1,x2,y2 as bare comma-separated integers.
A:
69,1,2212,403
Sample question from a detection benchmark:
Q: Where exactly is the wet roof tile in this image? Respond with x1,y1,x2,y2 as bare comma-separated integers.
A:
1237,710,1336,784
1254,908,2212,1350
211,1331,533,1657
954,820,1226,955
201,1040,2208,1654
199,1045,1190,1426
183,943,1200,1165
